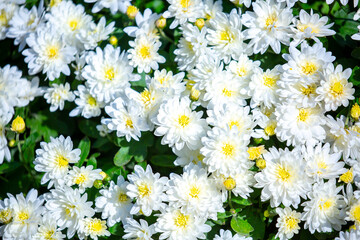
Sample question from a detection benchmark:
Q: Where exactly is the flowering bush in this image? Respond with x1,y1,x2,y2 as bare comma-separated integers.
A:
1,0,360,239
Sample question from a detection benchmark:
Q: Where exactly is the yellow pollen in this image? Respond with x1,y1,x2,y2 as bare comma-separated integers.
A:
104,67,115,81
265,13,277,28
297,108,310,122
65,205,75,217
74,174,86,185
285,216,299,231
351,103,360,120
228,120,241,130
17,211,29,222
276,165,290,182
222,143,235,157
45,230,54,239
68,19,79,31
297,24,319,34
50,0,62,7
126,5,139,19
195,18,205,30
264,123,276,136
247,146,265,160
180,0,190,8
27,14,36,27
189,186,200,199
174,212,189,228
219,29,233,42
339,169,354,184
316,161,327,175
141,89,152,107
125,117,134,129
87,96,97,106
178,115,190,128
46,45,59,59
351,205,360,223
222,88,233,97
118,192,128,202
350,225,357,231
0,209,12,224
0,10,8,26
56,155,69,168
223,177,236,190
318,199,333,211
89,219,103,233
236,67,247,77
301,84,316,96
139,45,151,59
138,183,151,198
330,81,344,97
301,62,317,75
263,75,277,88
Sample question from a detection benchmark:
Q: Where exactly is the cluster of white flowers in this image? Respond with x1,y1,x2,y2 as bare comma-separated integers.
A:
1,0,360,239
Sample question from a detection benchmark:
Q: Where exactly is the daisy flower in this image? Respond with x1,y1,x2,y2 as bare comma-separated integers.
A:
214,229,252,240
84,0,131,14
335,229,360,240
275,207,302,240
66,165,103,193
124,8,160,38
254,147,312,208
163,0,204,29
0,109,12,165
44,83,75,112
123,218,155,240
32,213,65,240
126,165,168,216
78,217,110,240
148,69,186,96
95,176,133,226
226,54,261,87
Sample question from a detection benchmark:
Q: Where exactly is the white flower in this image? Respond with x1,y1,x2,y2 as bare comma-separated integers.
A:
69,85,105,119
166,164,224,220
23,25,76,81
82,44,138,103
0,3,18,40
124,8,159,38
301,179,346,233
66,165,103,193
84,0,131,14
275,207,301,240
0,109,12,165
242,0,293,54
102,97,149,142
326,0,358,7
126,165,168,216
316,64,355,112
32,213,65,240
226,54,261,87
148,69,186,96
335,229,360,240
95,176,133,226
155,206,211,240
128,34,165,73
154,96,208,151
44,83,75,112
163,0,204,29
34,135,81,188
254,147,312,208
201,126,250,176
78,217,110,240
123,218,155,240
213,229,252,240
44,186,95,238
1,189,44,240
173,145,205,167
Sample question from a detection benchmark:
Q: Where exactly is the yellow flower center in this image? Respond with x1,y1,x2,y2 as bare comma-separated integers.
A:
65,205,75,217
118,192,128,202
180,0,190,8
285,216,299,231
68,19,79,31
50,0,62,7
228,120,241,130
138,183,151,198
0,209,12,224
174,212,189,228
265,13,277,28
330,81,344,97
264,123,276,136
247,146,265,160
219,29,234,42
351,205,360,223
189,185,200,199
339,169,354,184
139,45,151,59
222,143,235,157
178,115,190,128
46,45,59,59
276,165,291,182
45,230,54,239
88,219,104,233
0,10,8,26
56,155,69,168
256,158,266,169
125,117,134,129
351,103,360,120
104,67,115,81
87,96,97,106
301,61,317,75
126,5,139,19
263,75,277,88
297,108,310,122
17,211,29,222
301,84,316,96
236,66,247,77
74,173,86,185
222,88,233,97
316,161,327,175
318,198,333,211
223,177,236,190
141,89,152,107
297,23,319,34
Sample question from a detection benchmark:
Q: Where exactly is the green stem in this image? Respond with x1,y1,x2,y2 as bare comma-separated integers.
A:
17,134,39,188
159,29,175,44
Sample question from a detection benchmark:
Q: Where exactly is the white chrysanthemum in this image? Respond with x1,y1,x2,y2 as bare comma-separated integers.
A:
207,9,247,63
0,196,11,235
203,0,223,22
249,67,280,108
66,165,102,193
252,109,277,140
84,0,131,14
126,165,168,216
155,207,211,240
78,217,110,240
335,229,360,240
102,97,149,142
301,179,346,233
303,143,346,181
281,41,335,84
275,207,301,240
23,26,76,81
148,69,186,96
95,175,133,226
1,189,44,240
124,8,159,38
32,213,65,240
291,9,335,46
201,126,250,176
167,164,224,220
128,34,165,73
242,0,293,54
0,109,12,165
82,44,138,103
254,147,312,208
0,3,18,40
123,218,155,240
154,96,208,151
213,229,252,240
69,85,105,119
16,77,44,108
45,1,92,51
274,103,326,146
163,0,204,29
34,135,81,188
226,54,261,87
174,23,210,71
44,83,75,112
207,103,255,137
326,0,358,7
316,64,355,111
173,145,205,167
45,186,95,238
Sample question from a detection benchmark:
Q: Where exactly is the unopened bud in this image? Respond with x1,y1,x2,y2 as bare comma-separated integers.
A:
11,116,25,134
256,158,266,169
223,177,236,191
126,5,139,19
195,18,205,30
93,179,103,189
351,103,360,120
109,36,118,46
156,16,166,29
8,139,16,147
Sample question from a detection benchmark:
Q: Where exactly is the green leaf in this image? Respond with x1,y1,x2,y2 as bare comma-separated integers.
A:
22,132,40,163
78,119,100,138
0,161,21,174
230,216,254,236
150,155,176,167
114,147,132,166
108,222,124,236
350,66,360,86
87,156,97,168
76,137,91,167
232,197,252,206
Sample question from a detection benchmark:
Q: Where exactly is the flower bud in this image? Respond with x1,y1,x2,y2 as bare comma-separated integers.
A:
11,116,25,134
126,5,139,19
195,18,205,30
256,158,266,169
156,16,166,29
109,36,118,46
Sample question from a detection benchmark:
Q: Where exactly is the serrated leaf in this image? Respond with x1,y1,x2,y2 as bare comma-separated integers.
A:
76,137,91,167
114,147,132,166
230,216,254,235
